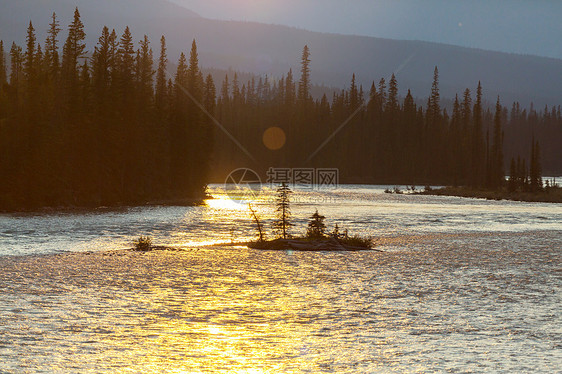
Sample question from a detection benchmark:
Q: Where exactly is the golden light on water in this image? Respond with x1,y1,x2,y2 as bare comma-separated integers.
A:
78,257,324,373
205,195,250,211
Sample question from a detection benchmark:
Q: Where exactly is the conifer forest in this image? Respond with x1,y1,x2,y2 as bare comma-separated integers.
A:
0,9,560,209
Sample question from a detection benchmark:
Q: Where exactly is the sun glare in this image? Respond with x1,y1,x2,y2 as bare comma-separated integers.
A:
205,195,250,211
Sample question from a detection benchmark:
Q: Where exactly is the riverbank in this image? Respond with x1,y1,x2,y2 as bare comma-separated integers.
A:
0,196,208,214
418,186,562,203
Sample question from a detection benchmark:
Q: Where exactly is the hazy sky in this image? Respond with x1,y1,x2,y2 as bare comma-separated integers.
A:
169,0,562,59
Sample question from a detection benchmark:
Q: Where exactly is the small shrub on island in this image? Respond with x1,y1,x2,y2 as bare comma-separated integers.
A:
134,236,152,251
340,235,372,248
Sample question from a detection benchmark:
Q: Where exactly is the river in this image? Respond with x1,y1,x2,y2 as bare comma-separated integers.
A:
0,185,560,372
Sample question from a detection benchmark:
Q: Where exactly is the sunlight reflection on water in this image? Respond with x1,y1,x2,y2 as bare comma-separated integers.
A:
0,185,560,371
0,184,561,257
0,232,560,372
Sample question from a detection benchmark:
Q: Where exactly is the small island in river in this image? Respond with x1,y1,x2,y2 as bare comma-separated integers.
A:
246,184,376,251
131,183,377,252
248,237,379,252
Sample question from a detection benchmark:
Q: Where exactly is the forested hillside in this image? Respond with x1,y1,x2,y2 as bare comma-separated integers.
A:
0,8,560,210
210,56,561,185
0,10,213,210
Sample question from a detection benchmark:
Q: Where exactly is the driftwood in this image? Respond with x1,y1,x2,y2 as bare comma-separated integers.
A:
248,237,381,252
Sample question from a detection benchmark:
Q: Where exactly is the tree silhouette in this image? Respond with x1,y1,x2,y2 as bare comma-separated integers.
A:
0,9,215,210
306,210,327,238
0,41,6,87
298,45,311,105
530,139,543,192
45,12,61,78
274,183,293,239
0,8,560,211
490,96,505,189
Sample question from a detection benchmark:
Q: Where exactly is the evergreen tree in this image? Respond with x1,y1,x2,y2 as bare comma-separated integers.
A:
9,43,23,88
62,8,86,90
137,35,154,104
220,74,229,101
274,183,293,239
2,12,561,211
306,209,327,238
349,73,359,110
377,78,387,106
116,26,135,100
204,74,216,113
490,96,504,189
428,66,440,121
0,40,6,86
91,26,114,103
471,81,484,187
23,22,37,85
44,12,61,78
387,73,398,112
170,52,189,193
529,139,542,192
0,12,217,210
155,35,167,112
187,39,202,105
285,69,295,107
297,45,311,104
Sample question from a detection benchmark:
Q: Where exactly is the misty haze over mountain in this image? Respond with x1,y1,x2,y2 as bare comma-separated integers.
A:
170,0,562,60
1,0,562,107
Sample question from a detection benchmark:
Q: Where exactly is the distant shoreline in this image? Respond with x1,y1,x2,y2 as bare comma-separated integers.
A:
0,197,206,215
417,186,562,203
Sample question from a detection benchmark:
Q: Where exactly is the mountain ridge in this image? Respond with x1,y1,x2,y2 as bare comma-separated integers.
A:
1,0,561,106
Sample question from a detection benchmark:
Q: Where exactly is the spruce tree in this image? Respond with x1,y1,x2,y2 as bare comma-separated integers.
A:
297,45,310,104
44,12,61,78
471,81,484,187
116,26,135,100
285,69,295,107
91,26,113,105
187,39,202,106
137,35,154,105
23,22,37,86
530,139,542,192
491,96,504,189
378,78,387,106
349,73,359,110
387,73,398,112
306,209,327,238
9,43,23,89
220,74,229,101
62,8,86,88
0,41,6,87
274,183,293,239
155,35,167,112
170,52,188,194
204,74,216,113
428,66,440,121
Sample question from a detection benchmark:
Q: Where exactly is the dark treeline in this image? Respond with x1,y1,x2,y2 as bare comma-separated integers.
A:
0,9,214,210
212,50,561,188
1,9,561,210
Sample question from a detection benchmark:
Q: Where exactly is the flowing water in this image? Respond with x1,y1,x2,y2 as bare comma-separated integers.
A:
0,185,560,372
